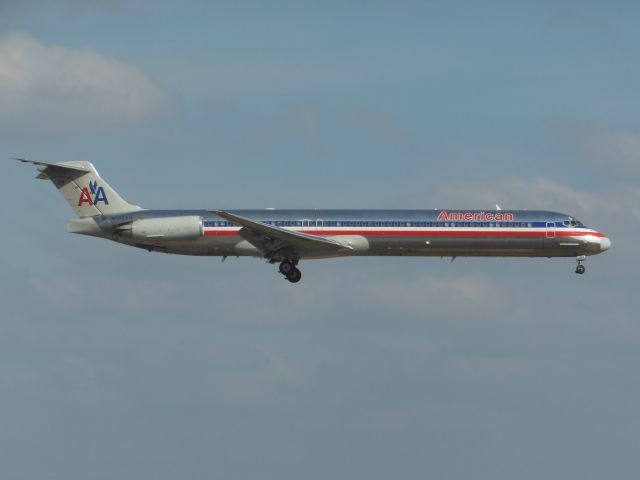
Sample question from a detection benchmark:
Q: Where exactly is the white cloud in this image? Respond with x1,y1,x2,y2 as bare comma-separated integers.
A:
429,177,600,213
405,176,640,225
0,32,170,127
583,128,640,175
404,176,640,258
359,273,508,316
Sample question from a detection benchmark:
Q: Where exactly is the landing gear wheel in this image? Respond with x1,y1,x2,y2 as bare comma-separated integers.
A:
279,261,294,276
278,260,302,283
575,264,586,275
286,268,302,283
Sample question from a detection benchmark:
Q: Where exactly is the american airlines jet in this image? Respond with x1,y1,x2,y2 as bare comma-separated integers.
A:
19,159,611,283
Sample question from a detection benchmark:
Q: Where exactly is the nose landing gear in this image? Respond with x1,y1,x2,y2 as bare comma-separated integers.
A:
279,260,302,283
575,255,586,275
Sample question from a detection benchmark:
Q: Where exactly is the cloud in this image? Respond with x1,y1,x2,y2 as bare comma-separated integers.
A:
404,175,640,261
427,177,600,213
359,273,508,317
582,128,640,175
0,32,170,128
404,176,640,226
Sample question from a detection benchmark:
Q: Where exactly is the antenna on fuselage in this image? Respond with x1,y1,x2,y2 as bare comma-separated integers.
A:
496,204,502,210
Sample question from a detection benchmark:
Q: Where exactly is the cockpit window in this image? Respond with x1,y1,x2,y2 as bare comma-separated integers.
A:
564,219,584,227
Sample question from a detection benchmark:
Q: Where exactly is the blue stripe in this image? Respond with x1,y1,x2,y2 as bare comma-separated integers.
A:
203,220,588,229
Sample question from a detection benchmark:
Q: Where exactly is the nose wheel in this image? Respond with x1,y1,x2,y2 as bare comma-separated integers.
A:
575,255,586,275
279,260,302,283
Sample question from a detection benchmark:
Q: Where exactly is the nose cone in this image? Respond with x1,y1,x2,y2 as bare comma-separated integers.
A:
600,236,612,252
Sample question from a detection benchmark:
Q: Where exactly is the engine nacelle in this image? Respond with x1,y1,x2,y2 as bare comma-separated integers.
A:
327,235,370,252
131,216,203,241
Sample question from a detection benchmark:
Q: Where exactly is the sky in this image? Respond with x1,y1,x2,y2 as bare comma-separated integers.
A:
1,1,640,479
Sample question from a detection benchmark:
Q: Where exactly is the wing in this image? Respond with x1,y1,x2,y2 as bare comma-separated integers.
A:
212,210,352,260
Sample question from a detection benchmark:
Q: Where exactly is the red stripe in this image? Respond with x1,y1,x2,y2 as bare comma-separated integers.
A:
203,229,605,238
204,230,238,236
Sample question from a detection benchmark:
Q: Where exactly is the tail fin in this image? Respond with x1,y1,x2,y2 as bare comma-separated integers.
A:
18,159,143,217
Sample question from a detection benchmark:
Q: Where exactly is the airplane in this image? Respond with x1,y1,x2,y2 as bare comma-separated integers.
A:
18,159,611,283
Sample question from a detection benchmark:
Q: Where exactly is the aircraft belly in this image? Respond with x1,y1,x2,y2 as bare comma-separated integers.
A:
118,232,599,259
121,236,238,256
543,236,600,256
364,234,545,257
205,234,550,258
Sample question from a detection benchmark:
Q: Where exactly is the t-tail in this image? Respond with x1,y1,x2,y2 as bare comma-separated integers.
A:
16,159,143,217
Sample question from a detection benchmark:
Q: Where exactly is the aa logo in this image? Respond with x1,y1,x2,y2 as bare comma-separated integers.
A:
78,181,109,206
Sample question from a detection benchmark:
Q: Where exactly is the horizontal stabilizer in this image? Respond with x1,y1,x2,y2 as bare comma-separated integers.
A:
15,158,91,180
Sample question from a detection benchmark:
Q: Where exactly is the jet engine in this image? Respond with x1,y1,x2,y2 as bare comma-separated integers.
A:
130,216,203,241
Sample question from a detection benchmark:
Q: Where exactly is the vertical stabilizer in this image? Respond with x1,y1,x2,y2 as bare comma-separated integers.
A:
18,159,143,217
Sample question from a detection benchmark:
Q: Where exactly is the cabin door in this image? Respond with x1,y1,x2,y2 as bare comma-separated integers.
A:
545,222,556,238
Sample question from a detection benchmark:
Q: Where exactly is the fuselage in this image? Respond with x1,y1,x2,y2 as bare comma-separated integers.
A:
21,160,612,281
74,208,611,260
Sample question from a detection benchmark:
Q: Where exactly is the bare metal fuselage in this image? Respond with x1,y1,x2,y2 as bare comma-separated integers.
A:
71,208,611,260
19,160,610,281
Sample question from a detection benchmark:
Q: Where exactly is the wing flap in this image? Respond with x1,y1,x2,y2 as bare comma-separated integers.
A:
212,210,352,259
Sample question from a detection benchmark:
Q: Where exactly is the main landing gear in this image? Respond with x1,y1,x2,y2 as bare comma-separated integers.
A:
575,255,586,275
279,260,302,283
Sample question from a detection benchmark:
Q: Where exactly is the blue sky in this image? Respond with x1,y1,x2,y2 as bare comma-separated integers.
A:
1,2,639,479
